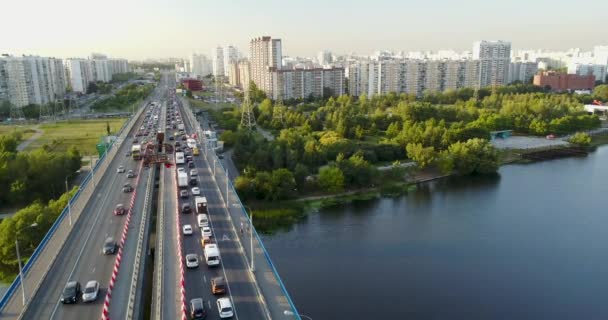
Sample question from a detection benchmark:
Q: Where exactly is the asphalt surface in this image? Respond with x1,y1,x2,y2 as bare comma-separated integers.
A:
20,90,155,319
177,98,267,320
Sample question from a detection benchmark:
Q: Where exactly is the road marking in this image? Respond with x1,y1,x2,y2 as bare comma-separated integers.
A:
221,234,230,242
203,275,207,283
92,267,96,273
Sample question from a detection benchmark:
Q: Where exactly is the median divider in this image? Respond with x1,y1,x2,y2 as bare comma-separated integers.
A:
2,101,149,317
173,169,188,320
101,158,145,320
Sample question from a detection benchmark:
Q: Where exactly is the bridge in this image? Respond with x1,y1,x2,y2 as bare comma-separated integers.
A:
0,73,301,320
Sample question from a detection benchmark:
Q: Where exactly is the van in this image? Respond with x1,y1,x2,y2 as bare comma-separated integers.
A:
197,214,209,228
204,244,220,266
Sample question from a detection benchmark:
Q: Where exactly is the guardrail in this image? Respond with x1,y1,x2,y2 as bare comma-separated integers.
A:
180,98,301,320
0,100,148,315
153,167,165,320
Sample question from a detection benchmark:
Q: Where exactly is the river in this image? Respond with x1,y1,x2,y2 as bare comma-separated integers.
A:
263,146,608,319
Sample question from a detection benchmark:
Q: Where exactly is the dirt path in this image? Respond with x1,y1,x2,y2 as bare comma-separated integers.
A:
16,126,43,151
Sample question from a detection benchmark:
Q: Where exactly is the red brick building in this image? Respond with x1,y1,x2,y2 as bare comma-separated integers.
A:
182,79,203,91
533,71,595,91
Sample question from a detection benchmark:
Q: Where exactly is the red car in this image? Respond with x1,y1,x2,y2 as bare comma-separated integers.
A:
113,204,127,215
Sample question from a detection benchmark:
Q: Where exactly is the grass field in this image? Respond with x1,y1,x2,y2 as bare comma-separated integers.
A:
0,125,37,141
188,98,235,110
25,118,127,154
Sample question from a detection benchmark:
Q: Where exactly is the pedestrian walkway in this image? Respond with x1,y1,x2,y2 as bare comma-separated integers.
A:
16,126,43,152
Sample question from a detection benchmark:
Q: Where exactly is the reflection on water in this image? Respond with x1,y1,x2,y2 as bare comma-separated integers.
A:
264,147,608,320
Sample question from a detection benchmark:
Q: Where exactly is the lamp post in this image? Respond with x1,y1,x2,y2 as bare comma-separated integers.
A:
284,310,312,320
243,206,255,272
65,170,80,226
16,223,38,306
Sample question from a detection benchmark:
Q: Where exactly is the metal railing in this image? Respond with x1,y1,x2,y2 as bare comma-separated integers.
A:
153,167,165,320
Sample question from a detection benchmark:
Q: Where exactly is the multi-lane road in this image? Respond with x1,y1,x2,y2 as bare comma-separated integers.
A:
19,83,163,320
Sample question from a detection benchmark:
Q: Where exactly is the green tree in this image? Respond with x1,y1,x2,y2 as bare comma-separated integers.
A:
270,168,296,200
318,166,344,193
593,84,608,101
406,143,437,169
568,132,592,146
440,138,499,175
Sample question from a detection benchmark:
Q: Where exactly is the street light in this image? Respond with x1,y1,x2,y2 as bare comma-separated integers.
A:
16,223,38,306
65,170,80,226
243,205,255,272
284,310,312,320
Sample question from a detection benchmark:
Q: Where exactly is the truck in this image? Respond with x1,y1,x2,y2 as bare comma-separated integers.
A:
204,244,220,266
195,196,208,214
175,152,185,165
131,144,142,160
177,123,185,132
177,171,188,188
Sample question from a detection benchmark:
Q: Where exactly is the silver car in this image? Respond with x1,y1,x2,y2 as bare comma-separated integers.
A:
82,280,99,302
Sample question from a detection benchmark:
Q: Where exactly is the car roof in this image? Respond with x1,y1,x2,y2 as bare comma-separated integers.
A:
211,277,225,285
105,237,114,242
85,280,98,287
191,298,204,306
217,297,232,308
65,281,78,288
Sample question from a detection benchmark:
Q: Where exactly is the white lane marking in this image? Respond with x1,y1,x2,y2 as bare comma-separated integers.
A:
203,275,207,283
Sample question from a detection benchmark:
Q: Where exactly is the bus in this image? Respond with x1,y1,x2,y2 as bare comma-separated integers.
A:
131,144,142,160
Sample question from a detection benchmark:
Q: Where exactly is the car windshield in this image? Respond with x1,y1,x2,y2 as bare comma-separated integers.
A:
63,285,76,295
222,307,233,313
84,285,96,293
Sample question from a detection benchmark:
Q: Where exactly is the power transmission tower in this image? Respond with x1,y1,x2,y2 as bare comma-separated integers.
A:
39,100,52,122
215,75,224,104
240,87,256,130
272,93,286,126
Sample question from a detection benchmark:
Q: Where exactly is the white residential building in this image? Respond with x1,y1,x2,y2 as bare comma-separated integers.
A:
223,46,239,76
1,55,66,107
507,61,538,84
190,53,212,78
64,58,90,94
0,59,7,101
568,58,606,83
212,46,225,77
473,40,511,87
318,50,333,66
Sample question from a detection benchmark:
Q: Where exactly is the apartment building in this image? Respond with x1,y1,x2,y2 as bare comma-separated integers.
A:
0,59,7,101
272,67,345,100
567,58,607,83
534,71,595,91
473,40,511,87
223,46,239,76
238,60,251,89
507,61,538,84
64,58,90,93
212,46,225,77
190,53,212,78
250,36,282,96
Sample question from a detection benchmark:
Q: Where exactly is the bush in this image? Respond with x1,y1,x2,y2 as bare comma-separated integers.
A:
568,132,591,146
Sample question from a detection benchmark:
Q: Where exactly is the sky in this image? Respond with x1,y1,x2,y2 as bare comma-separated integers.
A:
2,0,607,60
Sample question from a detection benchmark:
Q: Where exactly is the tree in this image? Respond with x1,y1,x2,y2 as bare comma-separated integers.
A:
593,84,608,101
318,166,344,193
439,138,499,175
406,143,437,169
568,132,592,146
86,81,98,94
270,168,296,200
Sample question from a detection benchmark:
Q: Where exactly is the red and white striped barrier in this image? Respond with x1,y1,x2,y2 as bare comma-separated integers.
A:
100,160,144,320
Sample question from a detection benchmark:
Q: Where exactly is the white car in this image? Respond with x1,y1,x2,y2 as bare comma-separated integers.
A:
202,226,212,237
182,224,193,235
117,166,125,173
177,167,186,173
82,280,99,302
185,253,199,268
191,187,201,196
190,169,198,176
217,297,234,318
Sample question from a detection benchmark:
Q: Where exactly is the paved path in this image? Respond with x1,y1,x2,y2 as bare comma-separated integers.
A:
16,126,43,151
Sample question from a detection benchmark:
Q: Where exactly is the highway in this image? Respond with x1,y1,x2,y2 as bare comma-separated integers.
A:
20,85,161,319
176,96,268,319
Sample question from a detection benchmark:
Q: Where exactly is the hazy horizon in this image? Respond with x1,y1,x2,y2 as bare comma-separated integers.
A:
3,0,607,60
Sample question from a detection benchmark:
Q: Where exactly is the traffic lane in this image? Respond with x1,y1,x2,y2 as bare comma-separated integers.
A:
193,152,266,320
51,166,142,320
20,134,140,318
161,166,181,319
108,166,152,319
203,188,266,319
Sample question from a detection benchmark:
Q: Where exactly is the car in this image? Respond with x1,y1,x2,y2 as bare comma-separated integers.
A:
102,237,117,255
186,253,199,268
169,136,174,141
189,176,198,186
190,169,198,176
82,280,100,302
202,226,212,237
133,138,139,143
125,152,131,157
180,189,189,198
181,203,192,214
211,277,226,295
113,204,126,215
117,166,125,173
191,187,201,196
126,170,136,178
60,281,80,304
216,297,234,318
177,167,186,173
181,135,188,141
188,161,195,168
175,147,182,152
183,224,193,235
190,298,207,319
186,155,193,162
175,141,181,147
217,153,224,159
122,183,133,193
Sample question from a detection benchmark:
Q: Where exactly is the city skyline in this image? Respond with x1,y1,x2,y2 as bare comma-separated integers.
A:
2,0,608,60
